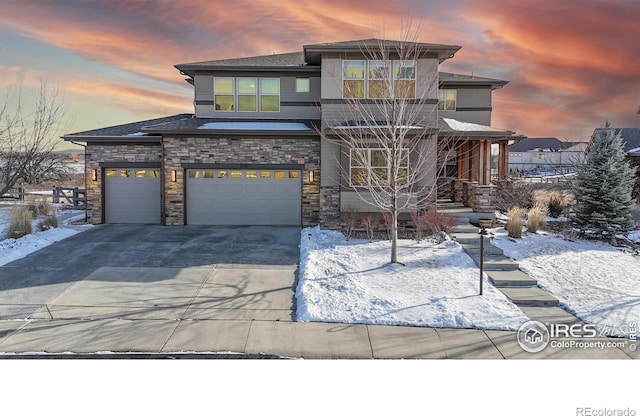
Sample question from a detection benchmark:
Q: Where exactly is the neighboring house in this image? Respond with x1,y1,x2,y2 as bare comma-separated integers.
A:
508,137,586,176
63,39,521,227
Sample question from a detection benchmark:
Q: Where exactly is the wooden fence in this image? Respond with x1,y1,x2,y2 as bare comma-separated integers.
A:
0,186,25,200
52,187,86,209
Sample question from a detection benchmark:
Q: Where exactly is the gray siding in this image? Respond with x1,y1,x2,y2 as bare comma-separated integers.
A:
193,75,320,119
439,110,491,125
439,86,492,125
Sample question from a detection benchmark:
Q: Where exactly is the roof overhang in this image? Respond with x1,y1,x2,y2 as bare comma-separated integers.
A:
303,42,461,65
61,135,162,144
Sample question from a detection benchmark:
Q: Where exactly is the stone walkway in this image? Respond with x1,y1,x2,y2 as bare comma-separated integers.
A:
452,218,583,326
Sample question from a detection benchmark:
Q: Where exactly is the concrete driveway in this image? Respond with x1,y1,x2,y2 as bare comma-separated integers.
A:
0,224,300,324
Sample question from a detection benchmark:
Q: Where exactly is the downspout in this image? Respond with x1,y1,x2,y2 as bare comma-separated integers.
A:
161,136,166,226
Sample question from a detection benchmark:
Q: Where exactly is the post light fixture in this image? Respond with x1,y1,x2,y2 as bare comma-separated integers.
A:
91,169,97,181
171,170,177,182
478,225,488,296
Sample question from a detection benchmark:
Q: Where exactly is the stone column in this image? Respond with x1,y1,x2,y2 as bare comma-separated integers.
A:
319,186,341,229
471,183,497,213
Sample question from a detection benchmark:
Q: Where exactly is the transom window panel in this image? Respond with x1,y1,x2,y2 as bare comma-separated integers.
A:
349,148,409,187
238,78,257,112
343,60,416,99
438,89,457,110
260,78,280,112
214,77,234,111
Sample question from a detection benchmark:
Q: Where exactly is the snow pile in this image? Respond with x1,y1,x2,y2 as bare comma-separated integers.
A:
296,226,529,330
491,229,640,337
0,205,89,266
442,118,504,132
0,227,80,266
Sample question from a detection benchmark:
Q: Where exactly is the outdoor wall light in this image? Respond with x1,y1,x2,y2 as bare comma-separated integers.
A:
308,170,315,183
171,170,177,182
91,169,97,181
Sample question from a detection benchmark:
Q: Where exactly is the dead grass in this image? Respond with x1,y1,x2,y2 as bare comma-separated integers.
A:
527,203,547,233
6,205,32,239
506,207,525,238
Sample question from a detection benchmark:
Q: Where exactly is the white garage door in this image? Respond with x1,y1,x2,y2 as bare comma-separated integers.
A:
104,168,161,224
186,168,301,225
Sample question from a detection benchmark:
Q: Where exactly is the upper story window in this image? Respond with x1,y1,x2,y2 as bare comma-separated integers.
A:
214,77,280,112
438,89,456,110
237,78,257,112
214,78,234,111
296,78,310,93
343,60,416,99
260,78,280,112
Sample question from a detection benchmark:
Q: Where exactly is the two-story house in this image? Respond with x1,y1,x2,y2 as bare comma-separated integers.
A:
63,39,521,227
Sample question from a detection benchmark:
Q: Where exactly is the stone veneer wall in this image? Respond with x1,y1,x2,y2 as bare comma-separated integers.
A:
163,136,320,226
85,143,163,224
319,186,341,229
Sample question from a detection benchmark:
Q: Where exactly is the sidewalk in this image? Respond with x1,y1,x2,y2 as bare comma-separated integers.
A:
0,317,635,359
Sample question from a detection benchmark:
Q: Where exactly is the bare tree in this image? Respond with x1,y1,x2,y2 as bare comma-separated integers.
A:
317,33,459,264
0,81,67,195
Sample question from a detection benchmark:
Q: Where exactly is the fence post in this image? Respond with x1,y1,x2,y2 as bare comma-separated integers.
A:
52,186,58,203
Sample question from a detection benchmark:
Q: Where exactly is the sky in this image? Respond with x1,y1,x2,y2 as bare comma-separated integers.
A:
0,0,638,149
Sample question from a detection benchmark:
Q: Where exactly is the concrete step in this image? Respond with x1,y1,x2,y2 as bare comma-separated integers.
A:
470,255,520,271
452,233,482,244
499,287,560,307
487,270,537,287
518,306,581,325
460,244,505,256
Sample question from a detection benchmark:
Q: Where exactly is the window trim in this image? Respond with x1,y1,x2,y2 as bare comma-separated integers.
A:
237,77,257,112
214,77,235,112
260,78,280,112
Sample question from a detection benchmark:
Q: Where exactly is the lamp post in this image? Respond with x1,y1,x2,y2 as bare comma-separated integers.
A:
478,226,488,295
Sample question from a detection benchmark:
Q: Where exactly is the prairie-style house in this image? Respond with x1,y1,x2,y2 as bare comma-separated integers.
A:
63,39,522,227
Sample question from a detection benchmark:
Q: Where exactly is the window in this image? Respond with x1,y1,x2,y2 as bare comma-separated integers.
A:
260,171,271,179
246,170,257,178
149,170,160,177
260,78,280,112
215,77,279,112
343,60,365,98
120,169,131,178
274,171,286,179
343,60,415,99
237,78,257,111
368,61,390,98
217,170,227,179
349,148,409,187
203,169,214,178
296,78,310,93
231,170,243,178
214,78,234,111
394,60,415,98
438,89,456,110
106,169,117,178
135,169,146,178
288,171,300,179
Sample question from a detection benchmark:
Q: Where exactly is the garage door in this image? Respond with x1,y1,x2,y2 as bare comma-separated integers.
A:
186,168,301,225
104,168,161,224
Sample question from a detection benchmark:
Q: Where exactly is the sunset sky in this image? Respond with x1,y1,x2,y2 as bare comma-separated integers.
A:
1,0,638,149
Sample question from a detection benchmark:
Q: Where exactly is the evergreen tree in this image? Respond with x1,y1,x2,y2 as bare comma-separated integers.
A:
573,123,635,236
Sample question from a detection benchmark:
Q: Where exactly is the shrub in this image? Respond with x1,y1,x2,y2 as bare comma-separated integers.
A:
547,195,564,218
340,209,358,241
496,181,535,213
27,201,53,217
361,214,376,242
381,212,392,240
422,210,458,235
527,203,547,233
505,207,525,238
411,210,458,240
38,214,58,231
6,205,33,239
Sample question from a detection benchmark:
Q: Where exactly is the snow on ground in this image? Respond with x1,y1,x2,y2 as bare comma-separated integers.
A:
491,228,640,338
0,204,89,267
296,226,529,331
628,230,640,243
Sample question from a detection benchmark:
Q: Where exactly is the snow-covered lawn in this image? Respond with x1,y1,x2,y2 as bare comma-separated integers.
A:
296,226,529,331
491,228,640,338
0,204,89,267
